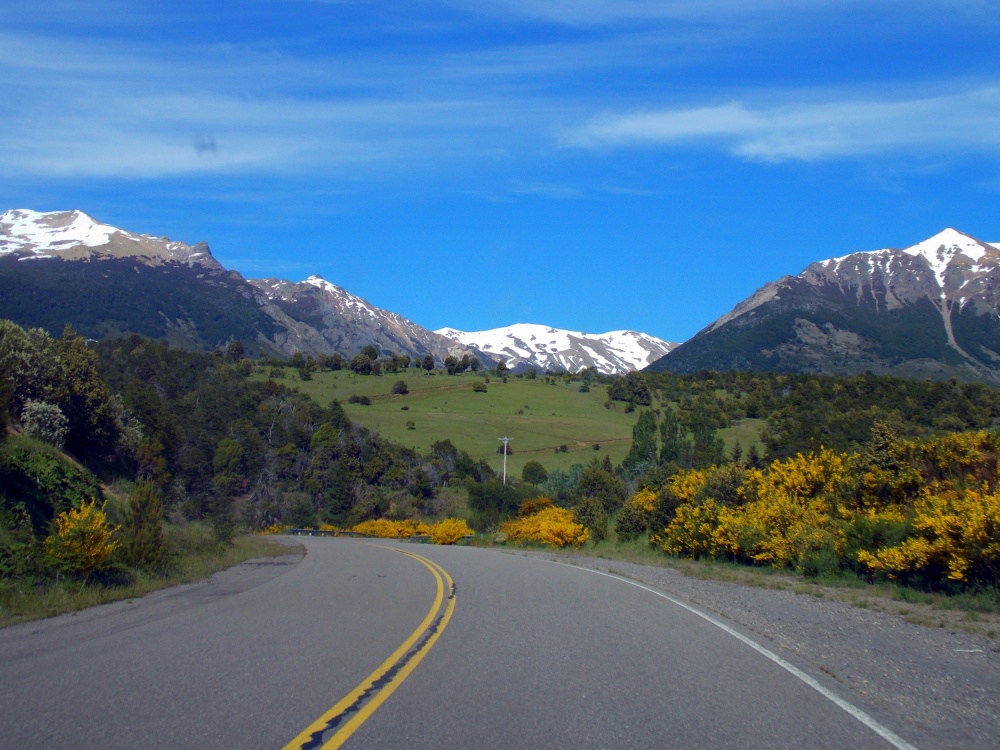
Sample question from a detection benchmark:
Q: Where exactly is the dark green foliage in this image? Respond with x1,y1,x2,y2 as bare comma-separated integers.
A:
120,481,168,569
575,458,626,514
689,404,726,468
0,438,103,535
0,256,283,353
0,501,45,579
422,354,434,373
347,394,372,405
466,479,522,528
349,354,372,375
648,486,682,536
391,380,409,395
608,372,651,406
614,499,648,540
408,468,435,501
472,381,487,393
622,409,658,478
572,497,609,542
643,369,1000,461
521,460,548,486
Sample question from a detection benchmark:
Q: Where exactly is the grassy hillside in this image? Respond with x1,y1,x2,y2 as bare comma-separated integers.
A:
257,368,641,475
256,367,768,477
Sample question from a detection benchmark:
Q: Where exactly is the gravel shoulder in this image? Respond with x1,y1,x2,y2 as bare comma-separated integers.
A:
508,549,1000,750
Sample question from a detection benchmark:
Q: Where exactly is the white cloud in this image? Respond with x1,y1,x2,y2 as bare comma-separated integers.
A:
562,87,1000,161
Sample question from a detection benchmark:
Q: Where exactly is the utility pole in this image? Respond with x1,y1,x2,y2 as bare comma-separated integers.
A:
498,437,512,484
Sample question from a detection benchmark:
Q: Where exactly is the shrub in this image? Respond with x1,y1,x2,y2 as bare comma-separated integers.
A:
428,517,474,544
351,518,429,539
348,395,372,405
472,381,487,393
21,400,69,448
44,498,120,576
518,496,554,517
615,488,657,539
391,380,409,395
120,481,168,570
857,486,1000,585
501,506,588,548
572,497,609,542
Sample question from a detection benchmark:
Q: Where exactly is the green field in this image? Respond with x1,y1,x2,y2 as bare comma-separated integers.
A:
257,367,767,477
258,368,641,476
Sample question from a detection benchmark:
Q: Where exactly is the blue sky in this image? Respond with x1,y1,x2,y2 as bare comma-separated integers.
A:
2,1,1000,342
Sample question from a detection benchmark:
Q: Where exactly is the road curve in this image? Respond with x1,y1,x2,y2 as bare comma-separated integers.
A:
0,538,917,749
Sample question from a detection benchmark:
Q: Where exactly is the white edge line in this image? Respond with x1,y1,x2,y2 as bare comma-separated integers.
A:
545,559,918,750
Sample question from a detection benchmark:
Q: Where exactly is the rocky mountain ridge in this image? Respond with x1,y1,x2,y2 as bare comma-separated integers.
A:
650,228,1000,384
437,323,676,375
0,209,487,363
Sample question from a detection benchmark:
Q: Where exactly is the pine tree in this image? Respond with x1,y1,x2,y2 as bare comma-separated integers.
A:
121,480,168,569
622,409,658,478
659,406,686,465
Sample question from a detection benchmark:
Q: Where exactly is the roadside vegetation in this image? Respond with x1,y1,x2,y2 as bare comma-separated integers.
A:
1,317,998,625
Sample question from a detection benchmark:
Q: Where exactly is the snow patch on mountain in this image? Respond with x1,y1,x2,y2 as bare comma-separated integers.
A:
436,323,676,375
0,208,117,252
822,228,998,297
0,208,218,268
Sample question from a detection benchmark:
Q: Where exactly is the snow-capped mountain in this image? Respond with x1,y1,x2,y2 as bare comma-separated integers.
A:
436,323,677,375
250,275,492,365
1,208,222,269
651,228,1000,384
0,208,494,364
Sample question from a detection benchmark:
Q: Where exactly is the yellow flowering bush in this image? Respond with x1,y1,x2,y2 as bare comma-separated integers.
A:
659,497,723,558
427,518,474,545
858,483,1000,583
259,523,291,535
714,449,849,569
501,506,589,548
615,487,658,538
44,498,120,575
351,519,430,539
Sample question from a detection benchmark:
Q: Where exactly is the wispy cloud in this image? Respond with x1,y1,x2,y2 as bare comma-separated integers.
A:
433,0,990,26
509,182,585,199
561,86,1000,161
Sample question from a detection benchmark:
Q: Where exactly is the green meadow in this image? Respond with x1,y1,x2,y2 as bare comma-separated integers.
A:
257,367,766,477
258,368,639,475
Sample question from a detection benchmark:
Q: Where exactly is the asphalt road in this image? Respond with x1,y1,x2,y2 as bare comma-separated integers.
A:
0,538,918,749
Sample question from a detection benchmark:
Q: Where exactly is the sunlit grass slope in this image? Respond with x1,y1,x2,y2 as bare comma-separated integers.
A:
256,367,767,476
258,368,640,475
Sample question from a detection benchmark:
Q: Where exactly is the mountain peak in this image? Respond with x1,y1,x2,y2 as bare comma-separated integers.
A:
0,207,220,269
436,323,676,375
1,208,116,254
900,228,993,288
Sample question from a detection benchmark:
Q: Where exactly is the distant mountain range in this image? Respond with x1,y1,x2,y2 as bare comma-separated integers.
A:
438,323,676,375
9,209,998,384
649,228,1000,385
0,209,488,365
0,209,670,373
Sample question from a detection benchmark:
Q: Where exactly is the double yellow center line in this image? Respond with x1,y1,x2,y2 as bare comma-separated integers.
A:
283,545,457,750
